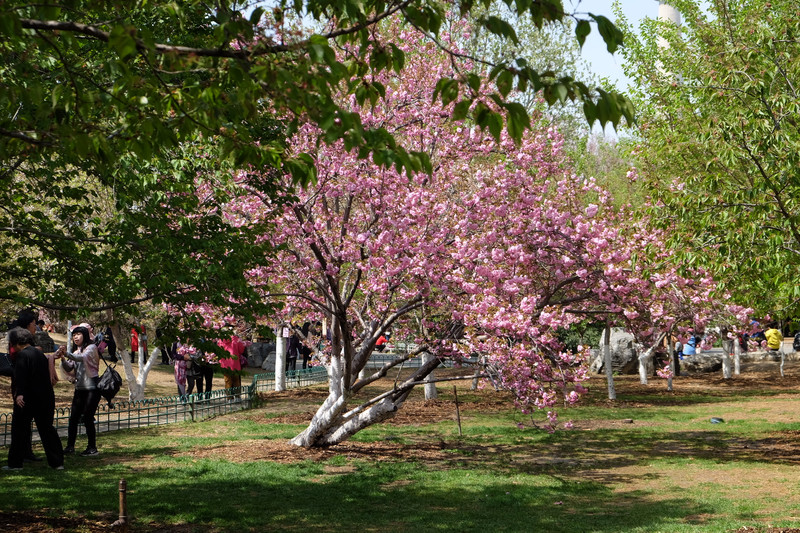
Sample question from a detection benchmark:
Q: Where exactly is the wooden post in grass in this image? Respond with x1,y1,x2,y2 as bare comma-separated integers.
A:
453,386,462,436
112,478,129,532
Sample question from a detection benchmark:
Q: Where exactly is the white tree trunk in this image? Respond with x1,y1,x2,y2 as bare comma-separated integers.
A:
603,321,616,400
290,388,404,448
423,352,437,400
667,334,674,392
721,338,733,379
638,345,652,385
289,349,434,448
291,353,348,447
275,332,287,392
472,355,483,390
721,352,732,379
122,347,159,401
733,338,741,375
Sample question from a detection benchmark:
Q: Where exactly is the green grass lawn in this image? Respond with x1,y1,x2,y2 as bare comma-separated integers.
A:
3,369,800,532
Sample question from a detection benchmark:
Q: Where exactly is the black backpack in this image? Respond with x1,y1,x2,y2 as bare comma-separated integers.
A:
793,333,800,352
97,354,122,408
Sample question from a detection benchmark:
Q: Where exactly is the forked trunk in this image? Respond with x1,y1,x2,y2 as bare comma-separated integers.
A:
121,347,159,401
638,332,667,385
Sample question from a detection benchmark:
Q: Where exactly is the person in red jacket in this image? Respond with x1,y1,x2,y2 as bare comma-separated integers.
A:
130,327,139,363
130,325,148,364
375,335,388,352
218,335,248,400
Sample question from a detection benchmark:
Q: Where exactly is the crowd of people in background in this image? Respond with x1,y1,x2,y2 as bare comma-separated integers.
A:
6,303,800,472
0,308,368,473
654,320,800,378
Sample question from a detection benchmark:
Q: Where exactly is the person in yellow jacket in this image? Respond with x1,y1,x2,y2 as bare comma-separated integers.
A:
765,323,783,360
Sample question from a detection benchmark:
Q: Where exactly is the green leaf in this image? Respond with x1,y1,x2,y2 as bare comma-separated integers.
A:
496,70,513,97
575,20,591,49
452,99,472,121
108,25,139,60
433,78,459,106
249,7,265,24
466,73,481,93
591,14,624,54
482,15,520,45
389,44,405,72
487,111,503,140
503,101,530,142
553,83,568,103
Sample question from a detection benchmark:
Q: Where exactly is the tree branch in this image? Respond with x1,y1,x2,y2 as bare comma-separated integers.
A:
19,2,415,59
0,128,53,145
343,373,486,420
351,344,428,394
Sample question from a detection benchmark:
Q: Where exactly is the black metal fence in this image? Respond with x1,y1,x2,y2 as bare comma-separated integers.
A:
0,366,329,447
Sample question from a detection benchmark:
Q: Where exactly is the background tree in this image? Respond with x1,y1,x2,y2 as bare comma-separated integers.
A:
616,0,800,318
465,5,594,142
463,2,642,204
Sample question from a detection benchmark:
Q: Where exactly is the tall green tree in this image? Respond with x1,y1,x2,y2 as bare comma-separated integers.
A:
617,0,800,316
0,0,633,322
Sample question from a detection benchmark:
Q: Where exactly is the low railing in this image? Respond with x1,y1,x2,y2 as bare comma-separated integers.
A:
0,366,329,447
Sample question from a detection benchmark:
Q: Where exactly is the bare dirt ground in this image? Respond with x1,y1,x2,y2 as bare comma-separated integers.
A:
3,360,800,531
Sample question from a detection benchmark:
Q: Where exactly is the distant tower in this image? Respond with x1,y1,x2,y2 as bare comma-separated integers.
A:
657,1,682,50
656,1,682,79
658,2,681,28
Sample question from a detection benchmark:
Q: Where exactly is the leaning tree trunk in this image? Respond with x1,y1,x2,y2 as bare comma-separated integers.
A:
423,352,437,400
290,347,441,448
289,354,400,447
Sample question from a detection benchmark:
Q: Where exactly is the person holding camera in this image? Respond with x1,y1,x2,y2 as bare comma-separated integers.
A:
57,325,101,456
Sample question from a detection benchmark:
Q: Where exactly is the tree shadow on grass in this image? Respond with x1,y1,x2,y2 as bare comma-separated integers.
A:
0,456,719,532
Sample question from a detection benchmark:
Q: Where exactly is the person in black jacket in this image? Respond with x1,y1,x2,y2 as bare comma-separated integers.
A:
5,308,50,464
101,326,118,363
4,327,64,470
286,328,300,372
299,322,314,369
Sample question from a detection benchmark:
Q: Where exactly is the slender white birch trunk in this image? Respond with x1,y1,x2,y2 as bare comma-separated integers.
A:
275,325,287,392
603,320,616,400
